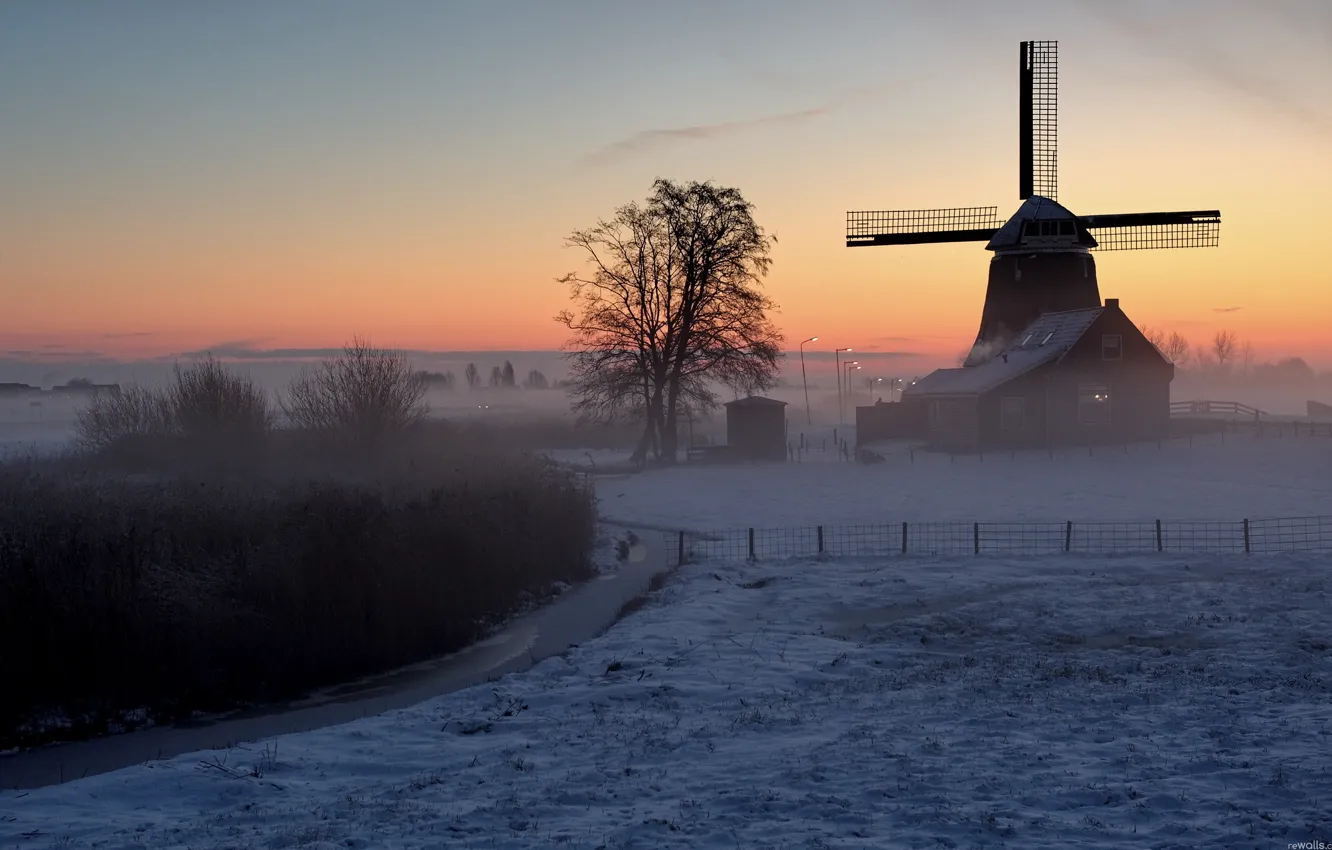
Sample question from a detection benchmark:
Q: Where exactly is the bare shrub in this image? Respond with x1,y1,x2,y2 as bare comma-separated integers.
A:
0,441,597,750
73,385,172,451
281,338,428,439
168,357,274,439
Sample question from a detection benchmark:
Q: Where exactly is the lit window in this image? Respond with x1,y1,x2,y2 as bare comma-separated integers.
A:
1077,383,1112,425
1102,334,1123,360
1001,396,1025,431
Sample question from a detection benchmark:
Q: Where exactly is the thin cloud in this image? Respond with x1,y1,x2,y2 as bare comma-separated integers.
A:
102,331,156,339
826,349,922,359
174,339,273,359
1213,306,1244,313
2,349,116,362
584,81,913,166
584,105,833,166
1077,0,1331,137
168,345,455,362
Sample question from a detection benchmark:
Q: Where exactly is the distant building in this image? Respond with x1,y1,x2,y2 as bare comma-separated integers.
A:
902,298,1172,452
722,396,789,462
51,381,121,395
0,382,39,395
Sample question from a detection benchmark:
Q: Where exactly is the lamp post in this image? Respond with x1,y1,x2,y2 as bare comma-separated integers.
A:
871,376,884,404
799,336,818,426
842,362,860,426
834,348,852,427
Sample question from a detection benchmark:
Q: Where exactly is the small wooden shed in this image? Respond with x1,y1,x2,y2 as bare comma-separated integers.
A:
723,396,788,461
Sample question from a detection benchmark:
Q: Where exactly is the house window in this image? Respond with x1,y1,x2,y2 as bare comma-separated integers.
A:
1077,383,1112,425
1102,334,1123,360
1000,396,1026,431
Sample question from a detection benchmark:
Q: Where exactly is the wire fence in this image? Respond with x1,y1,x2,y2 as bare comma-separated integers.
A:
659,516,1332,565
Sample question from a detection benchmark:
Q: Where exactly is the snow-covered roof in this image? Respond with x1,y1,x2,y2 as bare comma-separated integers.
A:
724,395,788,408
985,195,1098,252
904,307,1104,397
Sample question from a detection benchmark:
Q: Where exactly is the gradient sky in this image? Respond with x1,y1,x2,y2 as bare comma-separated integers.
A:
2,0,1330,368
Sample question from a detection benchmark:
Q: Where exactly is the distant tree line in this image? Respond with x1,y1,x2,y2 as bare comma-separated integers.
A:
1140,326,1324,384
413,359,562,392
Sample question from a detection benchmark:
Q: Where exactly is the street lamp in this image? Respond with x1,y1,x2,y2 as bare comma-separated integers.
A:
834,348,852,428
841,362,860,426
799,336,818,426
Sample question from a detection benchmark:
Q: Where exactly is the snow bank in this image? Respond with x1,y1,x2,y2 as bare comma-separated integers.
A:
595,434,1332,529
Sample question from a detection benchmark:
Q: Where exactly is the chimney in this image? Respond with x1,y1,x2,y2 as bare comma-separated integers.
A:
1105,297,1120,309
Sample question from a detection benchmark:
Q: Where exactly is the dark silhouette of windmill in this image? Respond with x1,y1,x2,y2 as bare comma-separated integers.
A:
847,41,1221,365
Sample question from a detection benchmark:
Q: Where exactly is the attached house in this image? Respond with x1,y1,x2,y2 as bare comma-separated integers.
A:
903,298,1172,452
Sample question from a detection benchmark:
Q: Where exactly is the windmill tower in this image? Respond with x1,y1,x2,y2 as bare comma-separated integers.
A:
847,41,1221,366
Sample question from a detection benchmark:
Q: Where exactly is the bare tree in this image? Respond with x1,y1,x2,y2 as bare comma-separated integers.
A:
281,337,427,439
1141,325,1165,351
523,369,549,389
557,179,783,464
1212,329,1238,369
1239,340,1256,375
488,365,504,388
501,360,516,388
413,370,455,390
74,385,173,451
1161,331,1191,366
168,357,273,439
464,362,480,390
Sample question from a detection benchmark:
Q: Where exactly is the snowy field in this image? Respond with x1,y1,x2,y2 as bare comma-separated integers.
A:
4,552,1328,848
587,434,1332,529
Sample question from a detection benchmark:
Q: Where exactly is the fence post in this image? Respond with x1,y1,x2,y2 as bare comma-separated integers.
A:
901,521,908,554
973,522,980,555
817,525,824,554
748,527,755,561
1064,520,1073,552
1243,518,1250,554
1155,519,1163,552
678,530,686,565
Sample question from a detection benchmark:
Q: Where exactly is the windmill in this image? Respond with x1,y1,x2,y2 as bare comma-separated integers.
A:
847,41,1221,366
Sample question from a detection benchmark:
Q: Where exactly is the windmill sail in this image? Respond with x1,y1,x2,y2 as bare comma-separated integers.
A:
1019,40,1058,201
846,207,1001,247
1078,210,1222,251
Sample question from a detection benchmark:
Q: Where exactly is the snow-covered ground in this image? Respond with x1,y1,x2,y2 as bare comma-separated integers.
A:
592,433,1332,529
4,424,1329,847
4,552,1328,848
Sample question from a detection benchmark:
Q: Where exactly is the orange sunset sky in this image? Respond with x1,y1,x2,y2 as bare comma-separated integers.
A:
2,1,1330,370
